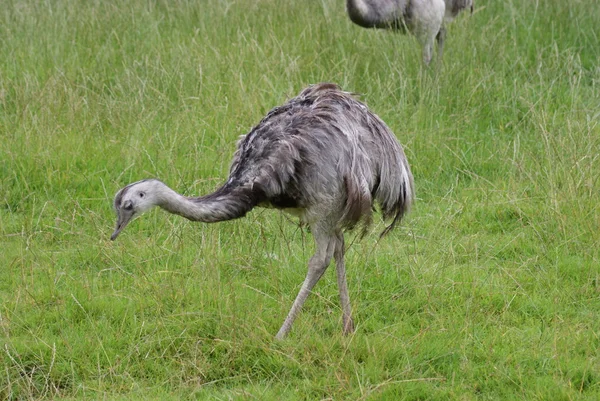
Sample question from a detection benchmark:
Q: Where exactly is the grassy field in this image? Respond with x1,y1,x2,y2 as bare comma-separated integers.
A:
1,0,599,399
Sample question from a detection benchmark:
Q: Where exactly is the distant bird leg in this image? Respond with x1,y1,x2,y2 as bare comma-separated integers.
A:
436,25,446,63
420,36,435,66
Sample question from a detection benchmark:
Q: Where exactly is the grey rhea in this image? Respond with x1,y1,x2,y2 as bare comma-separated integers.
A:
346,0,473,65
110,83,414,339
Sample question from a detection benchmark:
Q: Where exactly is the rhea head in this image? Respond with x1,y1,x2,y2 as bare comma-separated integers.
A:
111,179,165,240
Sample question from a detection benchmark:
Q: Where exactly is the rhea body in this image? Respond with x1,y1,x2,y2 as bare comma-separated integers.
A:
111,83,414,339
346,0,473,65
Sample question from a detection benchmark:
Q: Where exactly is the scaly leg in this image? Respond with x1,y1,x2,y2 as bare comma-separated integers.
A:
421,40,434,66
334,232,354,335
275,228,335,339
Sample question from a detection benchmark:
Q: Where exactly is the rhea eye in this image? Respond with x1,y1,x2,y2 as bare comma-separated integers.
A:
139,192,145,198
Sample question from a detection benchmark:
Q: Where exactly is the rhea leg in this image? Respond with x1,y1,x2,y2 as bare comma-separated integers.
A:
436,25,446,63
411,0,445,66
334,232,354,335
275,229,335,339
421,40,434,66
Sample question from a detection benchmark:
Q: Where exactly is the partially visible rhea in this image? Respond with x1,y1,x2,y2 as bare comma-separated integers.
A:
346,0,473,65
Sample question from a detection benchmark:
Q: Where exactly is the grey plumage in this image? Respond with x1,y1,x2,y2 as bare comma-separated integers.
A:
111,83,414,338
346,0,473,65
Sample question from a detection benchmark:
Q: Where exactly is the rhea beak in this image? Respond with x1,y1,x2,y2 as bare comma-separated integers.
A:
111,209,134,241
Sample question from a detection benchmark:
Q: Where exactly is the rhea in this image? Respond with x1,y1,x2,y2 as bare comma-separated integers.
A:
110,83,414,339
346,0,474,65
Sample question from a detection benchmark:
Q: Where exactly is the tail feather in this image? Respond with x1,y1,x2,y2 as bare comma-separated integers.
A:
341,175,373,234
376,148,414,236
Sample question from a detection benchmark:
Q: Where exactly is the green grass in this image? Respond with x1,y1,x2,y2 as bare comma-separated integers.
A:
1,0,599,399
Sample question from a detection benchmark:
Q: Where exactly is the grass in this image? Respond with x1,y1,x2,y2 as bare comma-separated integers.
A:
1,0,599,399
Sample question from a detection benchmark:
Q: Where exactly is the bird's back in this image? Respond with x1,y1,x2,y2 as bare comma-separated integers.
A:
226,83,414,233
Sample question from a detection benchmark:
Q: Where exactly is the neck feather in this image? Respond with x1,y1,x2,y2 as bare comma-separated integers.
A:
156,182,258,223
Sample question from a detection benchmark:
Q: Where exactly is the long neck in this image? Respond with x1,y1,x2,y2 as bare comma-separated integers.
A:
347,0,404,28
157,182,259,223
